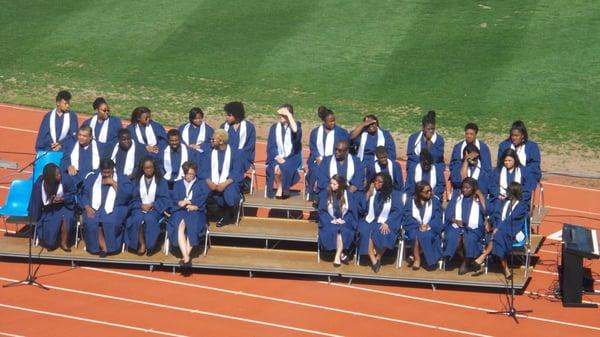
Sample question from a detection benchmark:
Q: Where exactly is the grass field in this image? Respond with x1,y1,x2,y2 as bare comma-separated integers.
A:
0,1,599,150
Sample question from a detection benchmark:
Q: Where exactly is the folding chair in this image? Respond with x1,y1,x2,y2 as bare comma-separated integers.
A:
33,151,64,181
0,177,33,234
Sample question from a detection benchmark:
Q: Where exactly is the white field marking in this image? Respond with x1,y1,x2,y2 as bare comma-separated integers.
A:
0,126,37,134
524,290,600,306
78,267,492,337
546,206,600,217
0,276,344,337
0,186,9,189
0,332,27,337
546,230,562,241
530,269,600,284
0,104,46,113
320,282,600,332
0,303,188,337
543,182,600,193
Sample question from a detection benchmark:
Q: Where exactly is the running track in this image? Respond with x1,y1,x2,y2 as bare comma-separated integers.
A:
0,104,599,337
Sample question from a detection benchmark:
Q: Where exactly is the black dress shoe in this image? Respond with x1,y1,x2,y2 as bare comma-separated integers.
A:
340,254,350,265
99,251,107,258
458,260,469,275
371,260,381,273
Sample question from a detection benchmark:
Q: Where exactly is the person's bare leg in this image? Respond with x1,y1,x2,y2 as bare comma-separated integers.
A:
368,238,378,264
137,223,146,254
274,166,283,197
334,233,343,265
413,240,421,268
499,258,511,278
59,219,69,250
178,220,190,263
475,242,493,265
98,225,107,253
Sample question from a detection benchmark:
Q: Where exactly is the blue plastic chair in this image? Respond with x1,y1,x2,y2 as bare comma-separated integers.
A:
0,177,33,232
33,151,64,181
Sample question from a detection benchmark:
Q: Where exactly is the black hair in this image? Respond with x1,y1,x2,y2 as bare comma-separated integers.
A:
56,90,72,102
100,158,115,170
510,120,529,142
375,146,388,157
79,124,92,136
224,101,245,121
507,181,523,201
117,128,131,139
136,156,161,182
464,122,479,133
419,148,434,166
42,163,60,198
317,106,334,122
131,106,151,124
188,107,204,122
363,114,379,126
463,143,480,156
327,174,348,210
374,172,393,203
461,177,479,193
167,128,180,138
414,180,431,199
279,103,294,115
500,148,522,168
335,139,350,149
422,110,436,127
182,160,198,174
92,97,107,110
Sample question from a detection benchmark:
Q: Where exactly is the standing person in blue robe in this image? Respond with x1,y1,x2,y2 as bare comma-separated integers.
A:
35,90,78,152
178,107,214,153
107,128,145,180
82,97,122,147
318,174,358,267
199,129,243,227
449,143,490,199
406,110,444,174
220,101,256,173
443,177,488,274
357,173,403,273
450,123,492,177
60,125,103,189
350,114,396,164
29,163,77,251
127,106,168,156
317,140,364,199
266,104,302,199
403,180,443,270
365,146,404,193
307,106,350,199
489,148,535,213
168,161,210,268
405,148,446,201
158,129,197,190
474,182,528,279
80,159,133,257
497,120,542,184
126,157,172,256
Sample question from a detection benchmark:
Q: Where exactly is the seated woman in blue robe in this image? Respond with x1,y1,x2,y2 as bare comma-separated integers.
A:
158,129,198,190
35,90,78,152
497,120,541,184
450,123,492,176
178,107,214,153
127,106,168,156
358,173,403,273
403,180,443,270
125,157,172,256
489,148,535,213
350,114,396,163
82,97,122,147
107,128,145,180
29,163,77,251
266,104,302,198
199,129,243,227
81,158,133,256
449,143,490,200
474,182,529,279
443,177,488,275
318,174,358,267
365,146,404,193
406,110,444,174
168,161,210,267
317,139,364,198
405,148,446,201
220,101,256,173
60,125,103,189
307,106,350,199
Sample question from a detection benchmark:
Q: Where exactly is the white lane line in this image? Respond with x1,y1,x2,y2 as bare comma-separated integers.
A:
0,332,27,337
544,182,600,193
0,276,342,337
546,206,600,217
0,126,37,134
0,303,188,337
78,267,491,337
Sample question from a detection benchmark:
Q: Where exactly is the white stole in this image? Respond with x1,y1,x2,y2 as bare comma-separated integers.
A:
139,176,157,205
275,122,293,157
49,109,70,143
412,199,433,225
511,143,527,167
374,159,394,180
92,173,117,214
135,123,157,146
224,120,247,150
70,140,100,171
357,128,384,161
329,155,355,181
328,190,349,219
182,122,206,146
414,131,438,156
501,200,519,221
467,162,481,180
499,167,522,198
454,195,480,229
459,139,481,159
89,115,110,143
414,163,437,188
163,145,189,181
365,190,392,223
41,182,63,206
316,125,335,158
183,178,196,201
211,145,232,184
111,141,136,176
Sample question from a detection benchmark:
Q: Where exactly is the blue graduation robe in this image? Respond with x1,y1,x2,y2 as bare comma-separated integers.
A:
82,115,122,146
307,125,350,193
405,162,446,200
167,179,210,247
127,120,168,155
29,175,77,248
125,177,172,251
406,131,445,172
497,139,541,183
220,120,256,172
265,122,303,197
104,141,146,179
450,140,493,176
317,190,358,251
35,110,78,152
80,173,133,254
448,160,491,199
488,165,535,213
403,196,443,267
357,190,403,255
317,154,365,196
365,160,404,192
60,141,105,188
178,122,214,151
351,128,397,163
443,195,485,259
158,144,198,186
198,147,243,208
490,200,528,259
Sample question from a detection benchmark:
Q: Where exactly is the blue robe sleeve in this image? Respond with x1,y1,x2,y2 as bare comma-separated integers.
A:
292,122,302,158
496,140,511,168
154,179,172,214
346,193,359,230
349,156,365,191
308,128,320,165
28,178,44,222
480,141,493,173
406,132,420,164
80,174,96,208
521,166,536,205
34,113,52,151
244,121,257,165
488,168,501,203
266,124,278,165
392,161,404,192
402,200,419,231
433,135,445,164
387,191,403,232
191,180,209,210
229,149,245,183
151,121,168,150
82,118,91,127
526,141,541,183
131,180,142,212
318,192,334,225
434,163,447,199
62,175,77,210
116,177,134,207
507,202,528,236
430,198,443,234
443,197,458,230
404,165,415,196
317,156,332,191
205,124,214,144
384,130,397,161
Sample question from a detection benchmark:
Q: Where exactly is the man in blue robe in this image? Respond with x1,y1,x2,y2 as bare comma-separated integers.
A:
365,146,404,192
317,139,365,199
158,129,197,190
60,125,103,189
220,101,256,173
106,128,145,180
35,90,78,152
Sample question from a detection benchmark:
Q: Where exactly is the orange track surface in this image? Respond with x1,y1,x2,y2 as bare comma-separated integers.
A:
1,104,599,337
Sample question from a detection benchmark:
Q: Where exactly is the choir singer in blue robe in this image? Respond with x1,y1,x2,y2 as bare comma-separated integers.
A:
82,97,122,146
178,107,214,153
60,125,103,188
35,90,78,152
350,114,396,163
220,101,256,173
158,129,197,190
127,106,168,156
365,146,404,193
108,128,145,180
405,148,446,201
317,139,364,199
406,110,444,174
